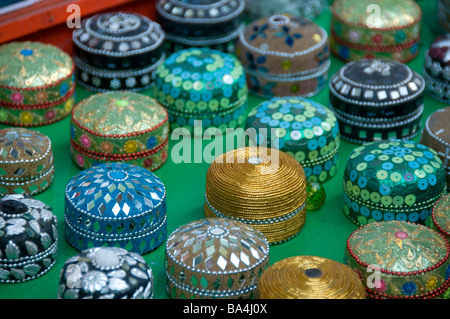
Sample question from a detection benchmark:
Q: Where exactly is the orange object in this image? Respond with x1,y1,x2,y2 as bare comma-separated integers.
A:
0,0,157,54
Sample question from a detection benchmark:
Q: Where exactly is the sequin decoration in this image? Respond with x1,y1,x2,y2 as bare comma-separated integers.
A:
246,97,340,183
58,247,154,299
70,91,169,171
0,128,54,196
345,220,450,299
0,194,58,283
153,48,248,135
165,218,269,299
64,162,167,254
343,140,447,227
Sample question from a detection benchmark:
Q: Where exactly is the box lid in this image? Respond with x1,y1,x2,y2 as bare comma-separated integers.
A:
432,193,450,240
330,59,425,118
0,41,74,106
72,12,165,70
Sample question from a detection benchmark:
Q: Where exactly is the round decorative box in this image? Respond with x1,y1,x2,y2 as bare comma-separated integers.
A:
329,59,425,144
0,127,54,196
345,220,450,299
72,12,166,92
432,193,450,243
0,41,75,126
204,146,307,244
343,139,447,227
0,194,58,283
236,14,330,99
256,255,366,299
57,247,154,299
156,0,245,54
70,91,169,171
423,35,450,104
245,97,340,184
64,162,167,255
244,0,326,22
330,0,422,63
165,218,269,299
420,107,450,190
152,48,248,136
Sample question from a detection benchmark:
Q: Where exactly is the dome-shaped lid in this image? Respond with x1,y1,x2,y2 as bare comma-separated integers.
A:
246,97,339,159
0,128,53,181
257,255,366,299
166,218,269,273
240,14,327,58
58,247,153,299
347,220,449,274
157,0,245,23
330,59,425,117
72,12,165,69
65,162,166,220
344,139,447,209
332,0,421,30
0,194,57,261
153,48,247,114
0,41,73,89
72,92,168,136
433,193,450,239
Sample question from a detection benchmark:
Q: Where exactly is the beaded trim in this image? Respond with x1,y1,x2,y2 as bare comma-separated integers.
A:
423,69,450,104
164,24,244,46
165,271,258,298
238,25,328,58
72,13,165,57
205,194,306,225
156,0,245,24
343,180,447,213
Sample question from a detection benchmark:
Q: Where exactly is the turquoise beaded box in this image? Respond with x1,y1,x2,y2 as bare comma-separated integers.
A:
245,97,340,184
343,139,447,226
152,48,248,136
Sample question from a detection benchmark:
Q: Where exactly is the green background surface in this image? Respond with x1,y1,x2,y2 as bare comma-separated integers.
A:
0,0,448,299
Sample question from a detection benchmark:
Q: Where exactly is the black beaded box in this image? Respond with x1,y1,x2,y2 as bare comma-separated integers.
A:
72,12,166,92
329,59,425,144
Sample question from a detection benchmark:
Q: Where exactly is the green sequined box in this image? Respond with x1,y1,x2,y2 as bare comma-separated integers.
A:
0,41,75,126
343,140,447,227
246,97,340,184
432,193,450,243
70,92,169,171
165,218,269,299
345,220,450,299
153,48,248,136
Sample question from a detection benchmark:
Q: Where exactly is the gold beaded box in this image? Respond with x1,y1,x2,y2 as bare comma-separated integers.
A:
165,218,269,299
69,91,169,171
0,127,54,196
204,146,307,244
256,255,366,299
0,41,75,126
236,14,330,98
345,220,450,299
330,0,422,63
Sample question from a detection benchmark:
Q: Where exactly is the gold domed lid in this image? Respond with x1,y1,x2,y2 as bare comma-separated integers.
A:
257,255,366,299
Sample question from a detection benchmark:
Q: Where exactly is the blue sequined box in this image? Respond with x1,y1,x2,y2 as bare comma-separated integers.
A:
64,162,167,254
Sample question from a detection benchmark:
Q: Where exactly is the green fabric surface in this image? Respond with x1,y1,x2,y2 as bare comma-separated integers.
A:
0,0,448,299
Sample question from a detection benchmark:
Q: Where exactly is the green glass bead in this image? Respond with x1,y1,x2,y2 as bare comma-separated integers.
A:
306,181,326,210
